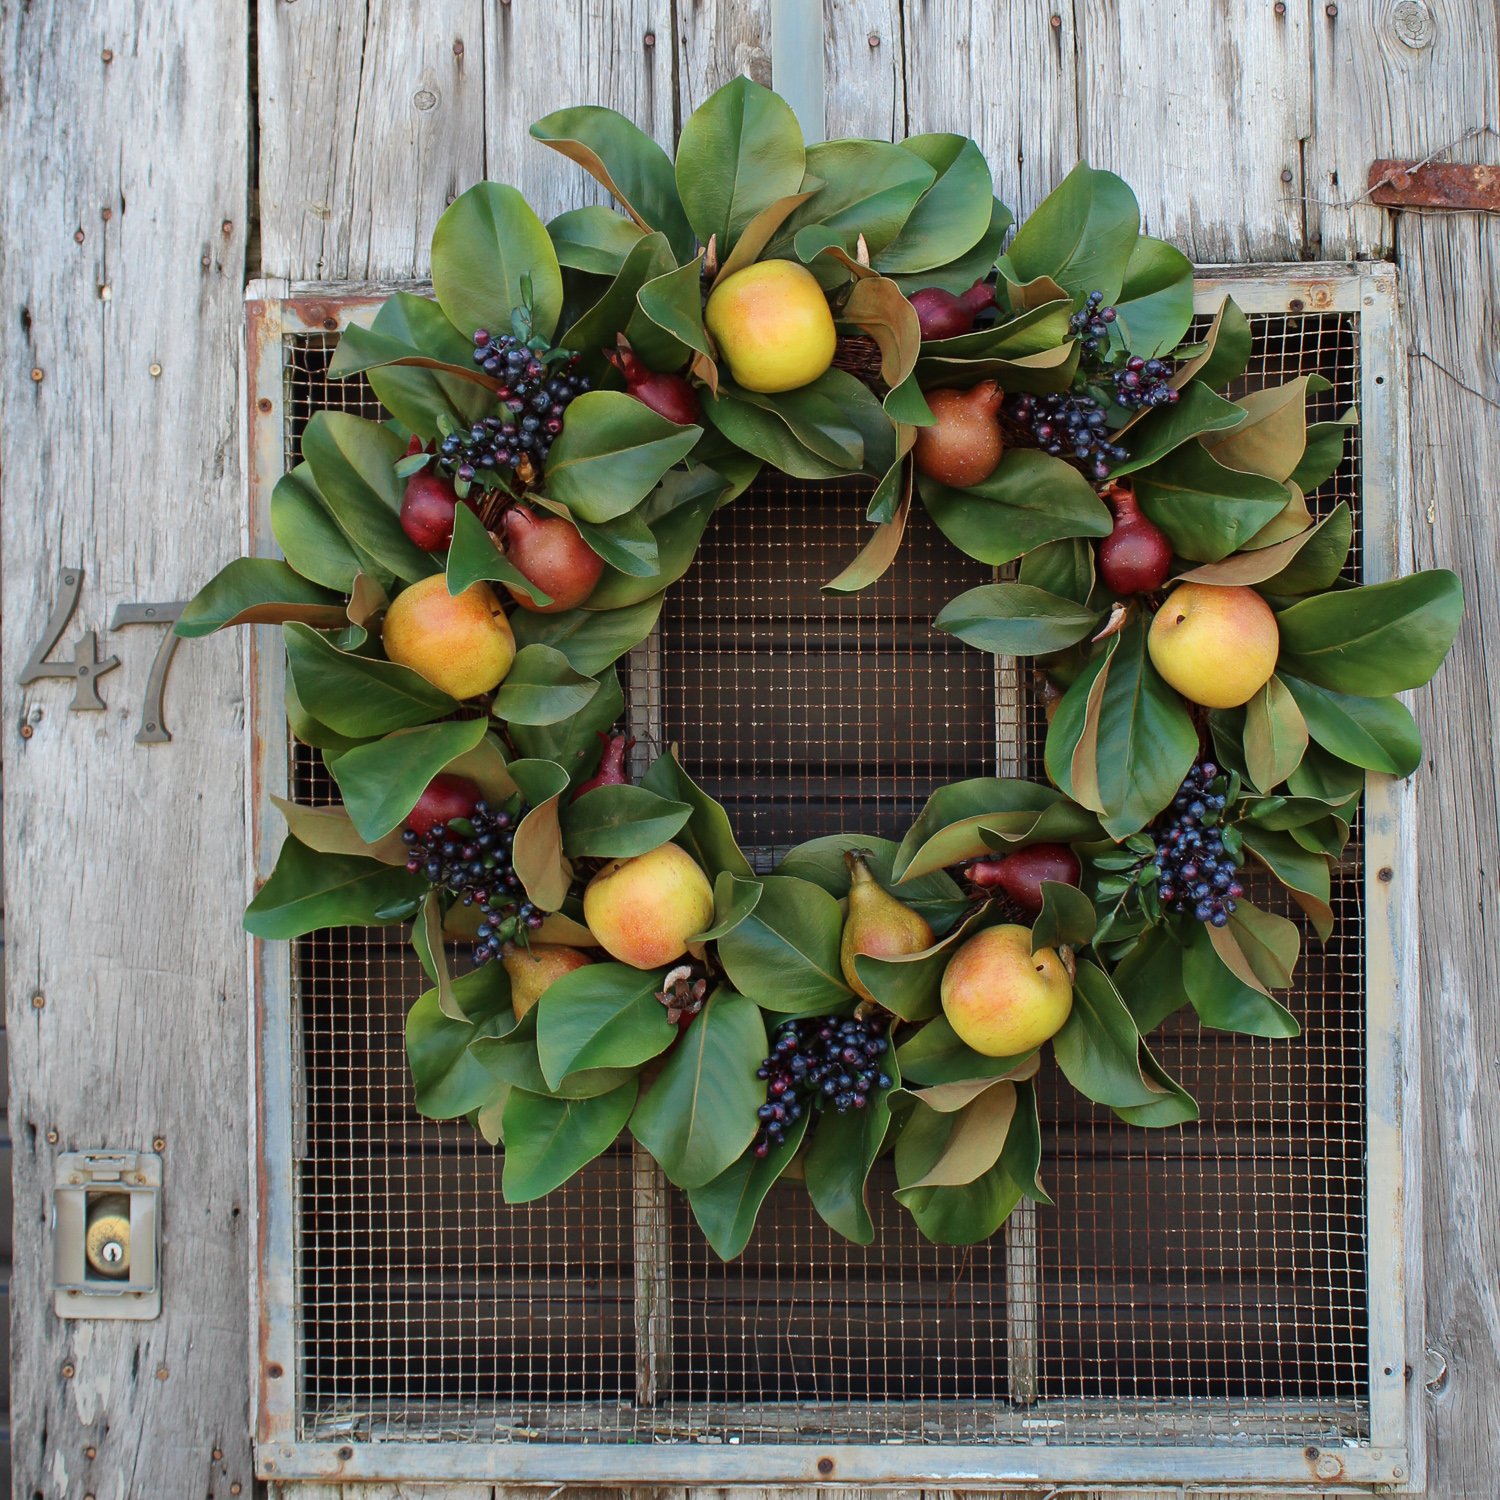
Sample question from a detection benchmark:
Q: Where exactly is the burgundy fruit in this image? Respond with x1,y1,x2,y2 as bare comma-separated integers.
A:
407,774,482,837
398,437,476,550
913,381,1006,487
908,279,996,341
967,843,1083,916
501,504,605,614
572,731,636,801
605,346,702,425
1098,481,1173,595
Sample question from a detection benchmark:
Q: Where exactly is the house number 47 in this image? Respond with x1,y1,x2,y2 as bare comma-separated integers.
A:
19,567,186,744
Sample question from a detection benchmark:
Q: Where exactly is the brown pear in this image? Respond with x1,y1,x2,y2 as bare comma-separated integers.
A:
839,851,936,1003
502,942,593,1020
913,381,1005,488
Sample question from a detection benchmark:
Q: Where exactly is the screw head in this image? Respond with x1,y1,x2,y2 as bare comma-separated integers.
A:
30,366,44,382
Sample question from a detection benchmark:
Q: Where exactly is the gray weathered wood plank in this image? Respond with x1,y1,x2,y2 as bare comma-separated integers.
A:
675,0,773,118
822,1,906,140
258,0,486,281
0,1,253,1497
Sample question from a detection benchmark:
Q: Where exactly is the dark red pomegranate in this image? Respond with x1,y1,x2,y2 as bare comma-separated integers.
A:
398,436,477,551
407,774,481,837
572,731,636,801
1098,482,1173,595
967,843,1083,916
605,345,701,425
908,279,996,341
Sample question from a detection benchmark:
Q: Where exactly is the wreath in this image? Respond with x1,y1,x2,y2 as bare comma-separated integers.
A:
185,79,1461,1256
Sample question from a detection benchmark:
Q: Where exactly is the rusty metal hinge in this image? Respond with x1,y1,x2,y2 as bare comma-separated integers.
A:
1367,159,1500,211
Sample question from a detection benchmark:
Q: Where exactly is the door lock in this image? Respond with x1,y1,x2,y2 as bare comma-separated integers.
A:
54,1151,161,1320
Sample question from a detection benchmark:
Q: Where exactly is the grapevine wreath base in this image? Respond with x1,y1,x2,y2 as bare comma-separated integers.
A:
186,80,1461,1257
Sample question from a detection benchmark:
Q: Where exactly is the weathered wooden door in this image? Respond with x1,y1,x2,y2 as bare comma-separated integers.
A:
3,3,1497,1497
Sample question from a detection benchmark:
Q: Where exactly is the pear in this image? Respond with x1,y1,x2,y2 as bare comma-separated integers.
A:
912,381,1005,488
502,942,593,1021
839,850,935,1003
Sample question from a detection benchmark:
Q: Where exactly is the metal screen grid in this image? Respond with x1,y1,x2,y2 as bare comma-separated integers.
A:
280,308,1369,1448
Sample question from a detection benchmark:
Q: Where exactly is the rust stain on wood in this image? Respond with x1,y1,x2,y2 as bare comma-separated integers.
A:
1367,159,1500,211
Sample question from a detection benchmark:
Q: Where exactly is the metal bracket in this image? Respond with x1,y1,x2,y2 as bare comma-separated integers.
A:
1367,159,1500,211
53,1149,162,1320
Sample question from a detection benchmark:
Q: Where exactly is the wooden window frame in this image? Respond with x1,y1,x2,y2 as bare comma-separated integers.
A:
244,265,1421,1490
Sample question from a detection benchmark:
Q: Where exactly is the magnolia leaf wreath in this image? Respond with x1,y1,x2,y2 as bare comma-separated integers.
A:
186,79,1461,1256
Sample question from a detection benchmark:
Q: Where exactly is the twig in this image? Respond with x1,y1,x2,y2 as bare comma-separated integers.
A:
1414,349,1500,412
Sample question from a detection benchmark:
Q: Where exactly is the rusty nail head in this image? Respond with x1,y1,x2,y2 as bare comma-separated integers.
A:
867,32,880,46
86,1446,97,1459
152,1135,166,1152
212,1448,223,1461
1274,0,1286,12
84,1493,96,1500
156,1365,170,1380
30,367,43,382
19,723,33,739
231,1485,243,1496
817,1457,835,1475
1392,169,1412,189
643,30,656,47
1281,167,1294,182
1050,12,1062,27
46,1128,59,1144
149,362,162,377
74,228,85,242
102,207,112,221
338,1445,355,1459
452,38,464,55
31,991,44,1008
62,1363,76,1379
1326,1,1338,13
258,396,273,413
268,1362,285,1379
100,48,112,62
1379,866,1394,882
322,317,337,331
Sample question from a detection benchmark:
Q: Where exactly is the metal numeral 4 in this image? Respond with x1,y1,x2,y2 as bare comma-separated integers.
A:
18,567,120,711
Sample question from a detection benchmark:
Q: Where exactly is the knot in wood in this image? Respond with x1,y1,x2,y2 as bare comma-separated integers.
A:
1392,0,1435,48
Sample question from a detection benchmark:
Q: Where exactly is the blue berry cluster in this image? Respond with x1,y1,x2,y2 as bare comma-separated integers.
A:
1068,289,1118,356
754,1014,893,1157
1112,355,1181,411
400,795,545,963
1151,762,1245,927
1010,390,1130,481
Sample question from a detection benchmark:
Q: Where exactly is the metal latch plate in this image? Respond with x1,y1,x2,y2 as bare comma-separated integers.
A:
53,1150,162,1320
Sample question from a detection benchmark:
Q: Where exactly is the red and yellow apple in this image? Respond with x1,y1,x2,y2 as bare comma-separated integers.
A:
1147,582,1279,709
940,924,1073,1057
582,842,715,970
381,575,515,699
704,260,837,394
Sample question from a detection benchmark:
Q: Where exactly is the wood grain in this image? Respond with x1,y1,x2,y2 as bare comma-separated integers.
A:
0,2,253,1497
258,0,486,280
822,1,906,140
675,0,773,118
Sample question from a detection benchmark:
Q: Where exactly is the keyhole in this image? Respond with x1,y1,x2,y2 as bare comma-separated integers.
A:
100,1240,124,1265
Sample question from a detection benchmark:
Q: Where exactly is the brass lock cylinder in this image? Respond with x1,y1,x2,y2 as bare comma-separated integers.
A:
84,1193,131,1278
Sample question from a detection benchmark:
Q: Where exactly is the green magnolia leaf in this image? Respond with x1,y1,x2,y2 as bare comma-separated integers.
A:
636,256,713,361
535,962,677,1088
875,134,994,274
284,673,366,755
270,796,407,865
546,205,647,275
1243,675,1309,791
770,140,936,260
1240,823,1335,940
501,1082,638,1203
692,870,764,943
531,105,694,258
1004,162,1140,302
283,621,457,736
804,1047,900,1244
934,582,1099,656
542,391,701,524
586,466,726,608
1047,615,1198,838
494,644,600,727
560,784,692,859
1276,571,1464,695
1108,383,1247,479
431,182,563,343
510,591,664,677
897,1079,1017,1189
1111,234,1194,357
1112,927,1191,1033
1182,920,1300,1037
920,449,1112,566
268,465,366,594
1112,1045,1200,1127
508,758,573,911
640,746,753,878
675,76,805,252
823,481,911,594
895,1015,1035,1086
300,411,434,583
244,835,425,940
509,667,626,783
1280,673,1420,776
775,834,968,935
1224,899,1301,990
406,965,518,1119
716,875,852,1014
1134,444,1291,562
1032,881,1097,951
471,1009,632,1099
1019,536,1097,606
1171,504,1351,594
1290,412,1356,493
560,506,660,578
1053,959,1166,1108
1204,377,1310,483
328,718,489,840
629,989,766,1188
855,908,993,1024
893,778,1070,881
559,231,682,378
176,558,345,637
885,197,1012,296
702,386,852,480
687,1112,808,1261
446,503,550,606
1173,295,1251,389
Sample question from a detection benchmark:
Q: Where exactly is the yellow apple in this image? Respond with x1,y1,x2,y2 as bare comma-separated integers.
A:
940,924,1073,1057
381,575,515,699
582,842,715,970
704,259,837,394
502,942,594,1020
1147,582,1279,709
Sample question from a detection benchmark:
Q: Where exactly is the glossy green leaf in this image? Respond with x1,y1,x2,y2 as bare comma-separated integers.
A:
283,621,457,736
494,644,599,727
1182,920,1300,1037
1239,823,1335,940
717,380,868,471
804,1047,899,1244
509,667,626,785
559,231,681,377
471,1009,633,1099
176,558,345,638
535,962,677,1088
531,105,694,258
508,758,573,912
1032,881,1097,951
855,908,994,1024
1053,959,1167,1107
770,139,936,259
244,835,425,940
1134,444,1291,562
895,1015,1035,1086
541,391,701,524
640,746,753,879
716,875,852,1015
919,449,1112,566
501,1082,638,1202
934,582,1099,656
269,465,366,594
885,197,1012,296
585,467,725,608
1279,673,1420,776
1276,571,1464,695
1111,234,1194,357
629,989,766,1188
431,182,563,342
509,591,664,677
546,205,647,276
1243,675,1309,791
406,965,518,1119
875,134,994,274
270,796,406,866
1018,537,1097,606
560,783,693,858
675,76,805,252
1204,377,1310,483
1112,927,1191,1033
893,778,1069,881
896,1079,1017,1189
775,834,968,936
1004,162,1140,302
1108,383,1247,479
446,503,550,606
692,870,764,943
1290,412,1356,493
1225,899,1301,990
687,1112,808,1261
1174,294,1251,389
701,386,852,480
635,255,713,361
328,718,489,840
1171,503,1351,594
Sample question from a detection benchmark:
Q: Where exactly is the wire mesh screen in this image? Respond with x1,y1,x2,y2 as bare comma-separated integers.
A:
280,306,1369,1450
